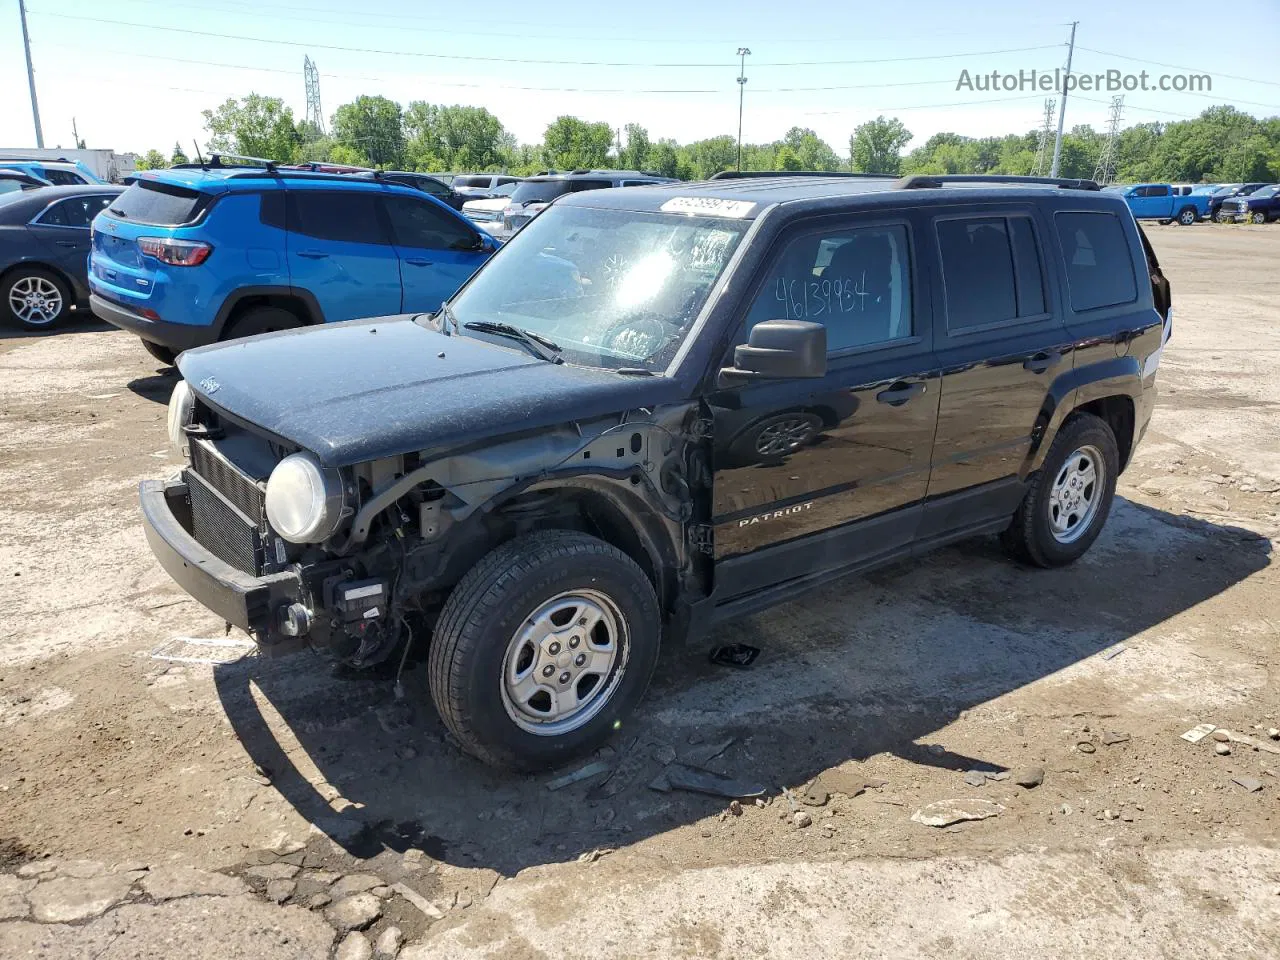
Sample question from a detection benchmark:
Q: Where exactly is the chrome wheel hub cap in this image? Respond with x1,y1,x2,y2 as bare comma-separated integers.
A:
1048,444,1104,544
500,589,627,736
756,418,813,457
9,276,62,326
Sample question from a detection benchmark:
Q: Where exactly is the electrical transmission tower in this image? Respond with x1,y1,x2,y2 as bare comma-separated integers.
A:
1031,98,1056,176
1092,96,1124,185
304,56,325,135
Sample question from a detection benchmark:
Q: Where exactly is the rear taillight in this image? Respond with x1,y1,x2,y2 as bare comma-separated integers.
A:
139,237,212,267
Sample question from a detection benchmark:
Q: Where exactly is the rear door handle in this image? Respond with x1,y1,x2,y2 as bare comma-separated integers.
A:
296,250,329,259
876,381,926,406
404,258,433,267
1024,350,1063,374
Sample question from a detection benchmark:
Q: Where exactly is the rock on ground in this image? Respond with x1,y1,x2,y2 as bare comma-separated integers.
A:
374,925,404,958
26,874,137,923
336,931,373,960
911,799,1004,828
140,866,247,901
324,893,382,931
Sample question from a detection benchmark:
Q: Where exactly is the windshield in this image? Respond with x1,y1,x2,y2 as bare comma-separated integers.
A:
449,204,749,372
1248,185,1279,197
510,180,572,205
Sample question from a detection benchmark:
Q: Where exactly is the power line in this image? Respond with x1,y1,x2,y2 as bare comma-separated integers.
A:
26,14,1059,70
1074,45,1280,90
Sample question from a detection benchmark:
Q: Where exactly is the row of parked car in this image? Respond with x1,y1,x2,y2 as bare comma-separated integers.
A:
1106,181,1280,225
0,154,673,343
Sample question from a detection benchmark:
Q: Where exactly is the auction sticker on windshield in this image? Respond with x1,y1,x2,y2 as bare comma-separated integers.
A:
660,197,756,218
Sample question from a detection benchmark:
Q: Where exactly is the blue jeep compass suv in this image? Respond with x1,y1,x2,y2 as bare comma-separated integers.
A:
89,157,497,363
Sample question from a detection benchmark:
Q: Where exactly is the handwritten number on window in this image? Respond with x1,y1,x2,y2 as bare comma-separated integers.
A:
774,271,867,320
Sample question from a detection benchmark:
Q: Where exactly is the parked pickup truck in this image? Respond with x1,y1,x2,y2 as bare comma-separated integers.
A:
1105,182,1213,224
1218,183,1280,223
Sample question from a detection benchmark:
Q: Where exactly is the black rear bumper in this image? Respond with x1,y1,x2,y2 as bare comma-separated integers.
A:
91,295,213,352
140,478,305,650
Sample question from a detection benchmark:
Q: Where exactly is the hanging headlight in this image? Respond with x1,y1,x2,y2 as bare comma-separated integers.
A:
166,379,194,457
265,452,346,544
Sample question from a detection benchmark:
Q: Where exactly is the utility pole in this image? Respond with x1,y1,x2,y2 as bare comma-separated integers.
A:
736,47,751,171
1049,20,1077,178
1092,96,1124,185
19,0,44,148
72,117,81,149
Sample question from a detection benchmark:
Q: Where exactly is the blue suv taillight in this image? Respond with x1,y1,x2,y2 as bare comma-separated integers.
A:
139,237,213,267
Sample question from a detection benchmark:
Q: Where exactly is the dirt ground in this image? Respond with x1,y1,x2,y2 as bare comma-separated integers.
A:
1,223,1278,959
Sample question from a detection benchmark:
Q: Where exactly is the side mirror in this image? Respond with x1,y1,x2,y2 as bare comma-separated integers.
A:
719,320,826,387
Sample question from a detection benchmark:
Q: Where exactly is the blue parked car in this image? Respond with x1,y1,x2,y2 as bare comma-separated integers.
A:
1104,182,1213,225
89,156,498,363
0,157,105,186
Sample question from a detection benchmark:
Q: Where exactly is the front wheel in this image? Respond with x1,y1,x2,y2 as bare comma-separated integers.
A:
428,531,661,771
1001,412,1119,568
1250,211,1268,225
141,339,176,365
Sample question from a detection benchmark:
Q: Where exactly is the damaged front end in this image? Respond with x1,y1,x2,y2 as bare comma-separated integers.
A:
141,379,703,668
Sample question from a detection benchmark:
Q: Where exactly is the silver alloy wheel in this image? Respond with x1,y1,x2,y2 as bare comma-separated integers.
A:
1251,212,1267,224
1048,444,1104,544
8,275,63,327
1178,209,1196,225
500,589,628,736
755,416,816,457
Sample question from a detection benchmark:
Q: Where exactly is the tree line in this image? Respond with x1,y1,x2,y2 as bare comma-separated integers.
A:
131,93,1280,185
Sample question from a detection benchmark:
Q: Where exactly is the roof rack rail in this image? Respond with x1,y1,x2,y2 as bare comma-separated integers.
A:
710,170,895,180
172,152,282,173
896,174,1100,191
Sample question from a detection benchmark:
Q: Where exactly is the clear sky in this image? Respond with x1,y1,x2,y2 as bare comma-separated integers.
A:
2,0,1278,158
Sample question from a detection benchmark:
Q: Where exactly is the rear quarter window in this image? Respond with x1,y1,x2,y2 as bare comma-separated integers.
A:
107,180,206,225
1054,211,1138,312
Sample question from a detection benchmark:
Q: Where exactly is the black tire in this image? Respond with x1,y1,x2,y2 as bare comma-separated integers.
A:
141,339,176,365
223,305,302,341
1176,206,1197,225
727,411,823,466
2,266,72,331
428,530,660,771
1001,412,1119,568
1250,211,1267,225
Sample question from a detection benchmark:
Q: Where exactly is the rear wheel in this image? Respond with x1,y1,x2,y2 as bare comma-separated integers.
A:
3,267,71,331
141,339,176,365
428,530,660,771
223,305,302,341
1001,412,1119,568
1176,206,1197,225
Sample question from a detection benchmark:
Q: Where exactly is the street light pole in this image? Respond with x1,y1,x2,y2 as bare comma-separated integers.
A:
736,47,751,171
19,0,44,148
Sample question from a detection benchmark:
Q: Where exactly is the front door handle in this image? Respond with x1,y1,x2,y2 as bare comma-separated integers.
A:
876,381,926,406
56,240,78,248
296,250,329,259
404,258,433,267
1024,350,1063,374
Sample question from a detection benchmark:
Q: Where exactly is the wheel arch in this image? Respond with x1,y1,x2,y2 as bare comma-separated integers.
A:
212,285,325,340
1028,356,1142,476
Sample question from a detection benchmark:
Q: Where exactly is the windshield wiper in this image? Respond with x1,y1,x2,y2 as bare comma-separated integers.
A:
462,320,563,363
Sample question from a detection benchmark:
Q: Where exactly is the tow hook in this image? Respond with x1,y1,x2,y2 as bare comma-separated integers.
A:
279,602,312,637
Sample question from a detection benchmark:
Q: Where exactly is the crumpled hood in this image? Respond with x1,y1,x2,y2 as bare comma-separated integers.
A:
178,315,677,466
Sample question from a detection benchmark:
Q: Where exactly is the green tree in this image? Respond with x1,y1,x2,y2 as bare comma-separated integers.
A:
618,123,652,171
332,95,405,168
403,103,511,171
201,93,303,161
780,127,843,171
134,149,168,171
679,135,737,179
850,116,912,174
170,142,189,166
542,116,614,170
646,139,680,179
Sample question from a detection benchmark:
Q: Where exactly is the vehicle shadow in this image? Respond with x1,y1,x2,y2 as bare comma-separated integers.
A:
126,369,179,405
0,309,112,340
212,497,1271,876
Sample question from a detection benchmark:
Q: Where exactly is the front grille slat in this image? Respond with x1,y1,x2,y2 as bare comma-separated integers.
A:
189,440,264,519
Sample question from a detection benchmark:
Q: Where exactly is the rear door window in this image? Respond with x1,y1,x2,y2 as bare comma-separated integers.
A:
44,169,88,186
107,180,206,225
384,195,477,250
38,194,113,227
937,217,1039,331
1054,212,1138,312
290,191,388,244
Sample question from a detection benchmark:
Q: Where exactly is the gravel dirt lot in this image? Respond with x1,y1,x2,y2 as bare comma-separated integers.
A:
1,223,1278,959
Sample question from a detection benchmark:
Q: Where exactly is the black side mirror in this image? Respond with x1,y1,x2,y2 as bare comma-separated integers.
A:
719,320,826,387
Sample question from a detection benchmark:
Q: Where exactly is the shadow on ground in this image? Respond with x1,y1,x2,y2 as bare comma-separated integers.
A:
126,368,179,404
213,497,1270,876
0,309,111,341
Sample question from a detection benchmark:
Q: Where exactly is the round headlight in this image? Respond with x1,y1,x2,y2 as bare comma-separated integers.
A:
265,452,345,544
166,379,194,456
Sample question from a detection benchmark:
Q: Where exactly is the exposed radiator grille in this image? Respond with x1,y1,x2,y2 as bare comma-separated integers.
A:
185,468,263,576
189,440,265,520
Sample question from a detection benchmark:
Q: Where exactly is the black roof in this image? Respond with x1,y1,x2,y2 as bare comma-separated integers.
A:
561,174,1109,218
525,169,673,182
0,183,123,223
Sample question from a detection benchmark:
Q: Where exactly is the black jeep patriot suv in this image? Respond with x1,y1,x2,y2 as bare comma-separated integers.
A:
140,174,1170,771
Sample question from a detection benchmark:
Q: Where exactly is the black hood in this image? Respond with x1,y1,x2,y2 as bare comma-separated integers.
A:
178,316,680,466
